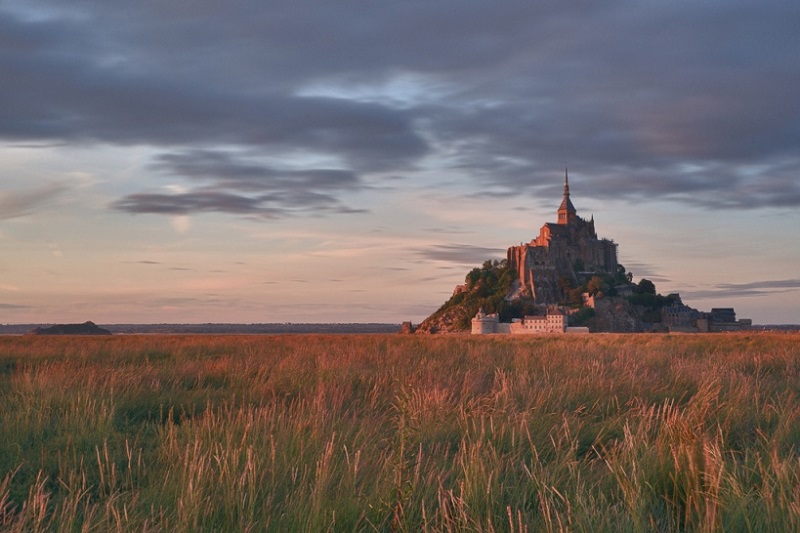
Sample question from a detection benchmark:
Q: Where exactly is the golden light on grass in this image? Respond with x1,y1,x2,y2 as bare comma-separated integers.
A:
0,332,799,531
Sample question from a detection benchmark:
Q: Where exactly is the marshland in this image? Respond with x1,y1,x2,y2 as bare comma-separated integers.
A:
1,332,799,532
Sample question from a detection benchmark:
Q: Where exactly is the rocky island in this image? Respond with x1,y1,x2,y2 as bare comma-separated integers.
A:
418,170,751,334
28,321,112,335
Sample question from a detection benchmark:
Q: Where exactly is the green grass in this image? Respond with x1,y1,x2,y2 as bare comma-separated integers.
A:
0,332,799,531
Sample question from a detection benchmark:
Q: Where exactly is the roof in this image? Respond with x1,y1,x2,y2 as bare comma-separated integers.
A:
558,195,576,214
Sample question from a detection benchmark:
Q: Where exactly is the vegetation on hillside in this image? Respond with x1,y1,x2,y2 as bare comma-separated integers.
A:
417,259,680,332
558,263,633,306
2,333,800,531
417,260,536,332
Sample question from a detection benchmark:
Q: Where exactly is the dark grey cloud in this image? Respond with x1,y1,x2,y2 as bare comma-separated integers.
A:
2,0,799,214
115,191,276,217
0,8,427,150
416,244,505,265
113,149,367,216
683,279,800,300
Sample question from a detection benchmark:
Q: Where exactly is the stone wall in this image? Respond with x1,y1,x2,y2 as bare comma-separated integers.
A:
507,218,618,304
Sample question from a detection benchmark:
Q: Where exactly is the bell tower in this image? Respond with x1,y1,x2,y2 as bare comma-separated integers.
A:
557,167,576,224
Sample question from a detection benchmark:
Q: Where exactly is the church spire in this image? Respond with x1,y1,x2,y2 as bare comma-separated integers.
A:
557,165,577,224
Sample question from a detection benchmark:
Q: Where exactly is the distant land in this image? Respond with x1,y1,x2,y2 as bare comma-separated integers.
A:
28,321,111,336
0,323,797,335
0,323,402,335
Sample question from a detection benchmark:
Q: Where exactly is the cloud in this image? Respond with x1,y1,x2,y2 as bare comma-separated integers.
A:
0,303,28,309
113,149,369,217
0,11,428,167
620,262,671,284
0,182,69,219
421,227,475,236
2,0,799,214
416,244,505,265
682,279,800,300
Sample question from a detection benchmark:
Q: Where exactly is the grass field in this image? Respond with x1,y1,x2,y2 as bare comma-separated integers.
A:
1,332,800,532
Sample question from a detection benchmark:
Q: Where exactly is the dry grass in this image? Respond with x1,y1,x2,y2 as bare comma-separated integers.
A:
0,332,799,531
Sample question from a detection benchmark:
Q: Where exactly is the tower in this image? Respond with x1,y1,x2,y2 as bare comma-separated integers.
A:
557,167,576,224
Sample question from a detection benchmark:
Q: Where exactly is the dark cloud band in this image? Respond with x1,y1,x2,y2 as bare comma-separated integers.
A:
2,0,799,216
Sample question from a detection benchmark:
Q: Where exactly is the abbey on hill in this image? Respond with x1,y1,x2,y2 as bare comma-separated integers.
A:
415,168,751,334
507,169,618,304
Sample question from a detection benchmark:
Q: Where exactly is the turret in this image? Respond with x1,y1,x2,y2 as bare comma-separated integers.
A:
557,167,577,224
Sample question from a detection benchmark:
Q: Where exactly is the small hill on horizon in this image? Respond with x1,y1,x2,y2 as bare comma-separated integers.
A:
28,321,112,336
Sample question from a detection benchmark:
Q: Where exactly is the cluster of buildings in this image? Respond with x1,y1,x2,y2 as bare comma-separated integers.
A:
471,302,751,335
469,170,751,335
660,301,752,332
471,308,589,335
507,169,618,304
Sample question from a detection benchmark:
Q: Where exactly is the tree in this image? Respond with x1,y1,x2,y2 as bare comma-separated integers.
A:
465,268,481,288
637,278,656,295
587,276,606,296
567,287,585,306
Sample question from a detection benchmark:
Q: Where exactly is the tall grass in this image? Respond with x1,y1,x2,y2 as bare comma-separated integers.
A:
0,332,799,531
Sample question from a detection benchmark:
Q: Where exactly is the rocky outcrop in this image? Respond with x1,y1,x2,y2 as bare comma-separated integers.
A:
28,321,112,335
416,303,478,334
588,297,645,333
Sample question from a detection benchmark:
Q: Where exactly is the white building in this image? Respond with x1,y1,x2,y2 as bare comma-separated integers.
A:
471,308,573,335
509,311,566,334
471,308,500,334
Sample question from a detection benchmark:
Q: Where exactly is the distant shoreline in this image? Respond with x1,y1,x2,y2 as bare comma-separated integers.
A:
0,323,403,335
2,323,799,336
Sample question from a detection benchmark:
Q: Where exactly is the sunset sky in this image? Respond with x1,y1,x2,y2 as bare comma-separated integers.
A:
1,0,799,325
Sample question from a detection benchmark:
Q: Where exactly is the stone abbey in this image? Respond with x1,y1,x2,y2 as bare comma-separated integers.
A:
507,170,618,304
418,168,753,334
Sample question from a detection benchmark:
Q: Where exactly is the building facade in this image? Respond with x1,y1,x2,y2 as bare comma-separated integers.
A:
471,308,569,334
507,170,618,304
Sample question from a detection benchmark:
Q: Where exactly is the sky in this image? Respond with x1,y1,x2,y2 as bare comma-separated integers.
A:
1,0,799,325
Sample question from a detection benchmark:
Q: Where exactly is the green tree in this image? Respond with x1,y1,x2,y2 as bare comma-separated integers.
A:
465,268,481,288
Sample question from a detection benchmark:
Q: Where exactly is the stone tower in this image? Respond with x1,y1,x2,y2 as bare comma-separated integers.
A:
557,168,576,225
506,170,618,303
